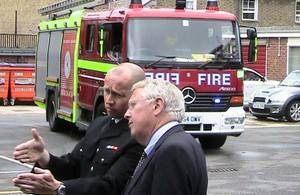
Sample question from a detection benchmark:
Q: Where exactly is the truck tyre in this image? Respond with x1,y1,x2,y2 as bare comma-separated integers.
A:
47,94,63,132
3,99,8,106
93,102,106,120
10,99,15,106
198,135,227,149
285,100,300,122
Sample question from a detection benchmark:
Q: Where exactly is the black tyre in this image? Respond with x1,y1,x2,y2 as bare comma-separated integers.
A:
10,99,15,106
47,94,63,132
198,135,227,149
285,100,300,122
253,115,267,120
93,102,106,120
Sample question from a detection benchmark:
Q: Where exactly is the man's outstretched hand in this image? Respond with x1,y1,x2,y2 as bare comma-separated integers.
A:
13,128,50,167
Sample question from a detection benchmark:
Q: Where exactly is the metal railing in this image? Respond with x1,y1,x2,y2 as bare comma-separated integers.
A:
0,34,37,49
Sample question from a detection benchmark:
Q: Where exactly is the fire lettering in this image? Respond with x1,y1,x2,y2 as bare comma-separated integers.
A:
145,72,180,85
198,73,231,86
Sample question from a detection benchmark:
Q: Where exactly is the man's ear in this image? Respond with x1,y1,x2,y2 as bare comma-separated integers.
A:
153,97,164,116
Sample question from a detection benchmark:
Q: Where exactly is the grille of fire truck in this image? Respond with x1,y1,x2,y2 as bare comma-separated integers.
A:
185,94,231,112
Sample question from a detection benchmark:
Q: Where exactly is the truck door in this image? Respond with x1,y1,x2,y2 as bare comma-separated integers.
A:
59,30,76,116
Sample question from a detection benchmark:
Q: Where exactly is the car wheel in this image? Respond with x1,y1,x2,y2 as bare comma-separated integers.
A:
285,100,300,122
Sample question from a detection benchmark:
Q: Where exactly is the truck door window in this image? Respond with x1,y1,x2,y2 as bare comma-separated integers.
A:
85,24,95,52
99,23,122,61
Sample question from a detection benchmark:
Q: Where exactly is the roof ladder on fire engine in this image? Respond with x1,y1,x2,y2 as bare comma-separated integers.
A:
38,0,105,18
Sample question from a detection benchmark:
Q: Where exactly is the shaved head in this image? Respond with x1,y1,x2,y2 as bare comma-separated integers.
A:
106,63,145,90
103,63,145,118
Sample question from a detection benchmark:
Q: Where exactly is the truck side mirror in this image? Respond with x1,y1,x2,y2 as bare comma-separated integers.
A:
247,29,257,63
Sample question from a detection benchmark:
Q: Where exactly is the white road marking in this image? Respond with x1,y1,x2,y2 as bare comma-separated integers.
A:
0,106,45,115
0,191,24,194
0,170,28,174
0,155,33,169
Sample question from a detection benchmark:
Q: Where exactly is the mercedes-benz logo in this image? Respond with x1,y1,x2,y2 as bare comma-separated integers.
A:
182,87,196,104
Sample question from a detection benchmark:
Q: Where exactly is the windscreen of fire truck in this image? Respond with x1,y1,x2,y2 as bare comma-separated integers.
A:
127,19,240,67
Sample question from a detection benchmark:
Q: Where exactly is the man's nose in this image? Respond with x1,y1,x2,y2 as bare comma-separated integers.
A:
124,110,131,119
105,94,114,104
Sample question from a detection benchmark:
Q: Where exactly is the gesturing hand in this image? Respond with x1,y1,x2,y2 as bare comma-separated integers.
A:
13,167,61,194
13,128,49,166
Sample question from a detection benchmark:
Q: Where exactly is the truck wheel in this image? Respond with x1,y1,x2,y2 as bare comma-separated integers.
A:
47,94,63,132
3,99,8,106
285,100,300,122
93,102,106,120
10,99,15,106
198,135,227,149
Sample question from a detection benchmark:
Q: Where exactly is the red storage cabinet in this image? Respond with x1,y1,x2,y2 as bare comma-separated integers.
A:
0,63,10,106
9,64,35,105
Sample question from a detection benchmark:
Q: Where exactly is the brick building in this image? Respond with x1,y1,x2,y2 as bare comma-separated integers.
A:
157,0,300,80
0,0,299,80
0,0,57,63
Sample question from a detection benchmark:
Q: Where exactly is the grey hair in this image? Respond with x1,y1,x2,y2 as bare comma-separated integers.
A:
132,78,185,122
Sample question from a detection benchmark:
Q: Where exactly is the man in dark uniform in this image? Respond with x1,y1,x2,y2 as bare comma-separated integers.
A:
12,63,145,195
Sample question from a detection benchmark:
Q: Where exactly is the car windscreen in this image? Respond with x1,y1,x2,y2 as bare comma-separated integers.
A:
127,18,241,64
280,72,300,87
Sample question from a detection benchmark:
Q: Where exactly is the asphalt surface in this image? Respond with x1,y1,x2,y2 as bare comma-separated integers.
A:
0,105,300,194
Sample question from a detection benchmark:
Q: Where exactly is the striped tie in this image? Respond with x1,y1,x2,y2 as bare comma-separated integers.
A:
133,151,147,176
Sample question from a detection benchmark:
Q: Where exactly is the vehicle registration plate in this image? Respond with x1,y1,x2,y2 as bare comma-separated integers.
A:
253,102,265,109
181,115,201,124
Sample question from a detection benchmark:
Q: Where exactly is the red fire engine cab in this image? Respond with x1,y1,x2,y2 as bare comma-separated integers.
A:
34,0,257,148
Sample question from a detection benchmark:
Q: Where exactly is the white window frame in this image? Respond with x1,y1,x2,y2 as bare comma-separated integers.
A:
295,0,300,23
242,0,258,21
186,0,197,10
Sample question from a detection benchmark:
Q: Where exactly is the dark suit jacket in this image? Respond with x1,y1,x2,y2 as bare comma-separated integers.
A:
44,116,143,195
123,124,208,195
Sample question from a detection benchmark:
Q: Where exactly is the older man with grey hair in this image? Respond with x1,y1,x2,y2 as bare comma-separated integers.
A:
123,78,208,195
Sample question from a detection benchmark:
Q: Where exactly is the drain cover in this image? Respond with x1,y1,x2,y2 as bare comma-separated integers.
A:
208,167,238,173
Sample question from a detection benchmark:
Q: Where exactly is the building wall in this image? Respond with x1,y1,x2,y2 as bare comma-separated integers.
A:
0,0,57,34
159,0,299,28
1,0,299,34
266,38,288,80
0,0,298,78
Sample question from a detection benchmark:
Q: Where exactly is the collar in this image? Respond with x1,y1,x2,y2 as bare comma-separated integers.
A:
111,118,122,124
144,121,179,156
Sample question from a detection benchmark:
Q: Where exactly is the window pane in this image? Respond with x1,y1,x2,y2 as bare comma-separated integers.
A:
243,0,248,8
296,1,300,22
48,31,63,78
249,0,255,8
289,47,300,73
243,13,255,19
85,24,95,52
36,32,49,99
127,19,241,62
242,0,256,20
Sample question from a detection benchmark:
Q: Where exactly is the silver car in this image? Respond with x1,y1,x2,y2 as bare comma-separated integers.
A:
243,67,279,110
249,70,300,122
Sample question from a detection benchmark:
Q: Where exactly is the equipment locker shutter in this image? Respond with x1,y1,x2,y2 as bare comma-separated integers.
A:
243,45,266,76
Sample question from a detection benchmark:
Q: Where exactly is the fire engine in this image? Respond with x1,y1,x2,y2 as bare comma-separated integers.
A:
34,0,257,148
